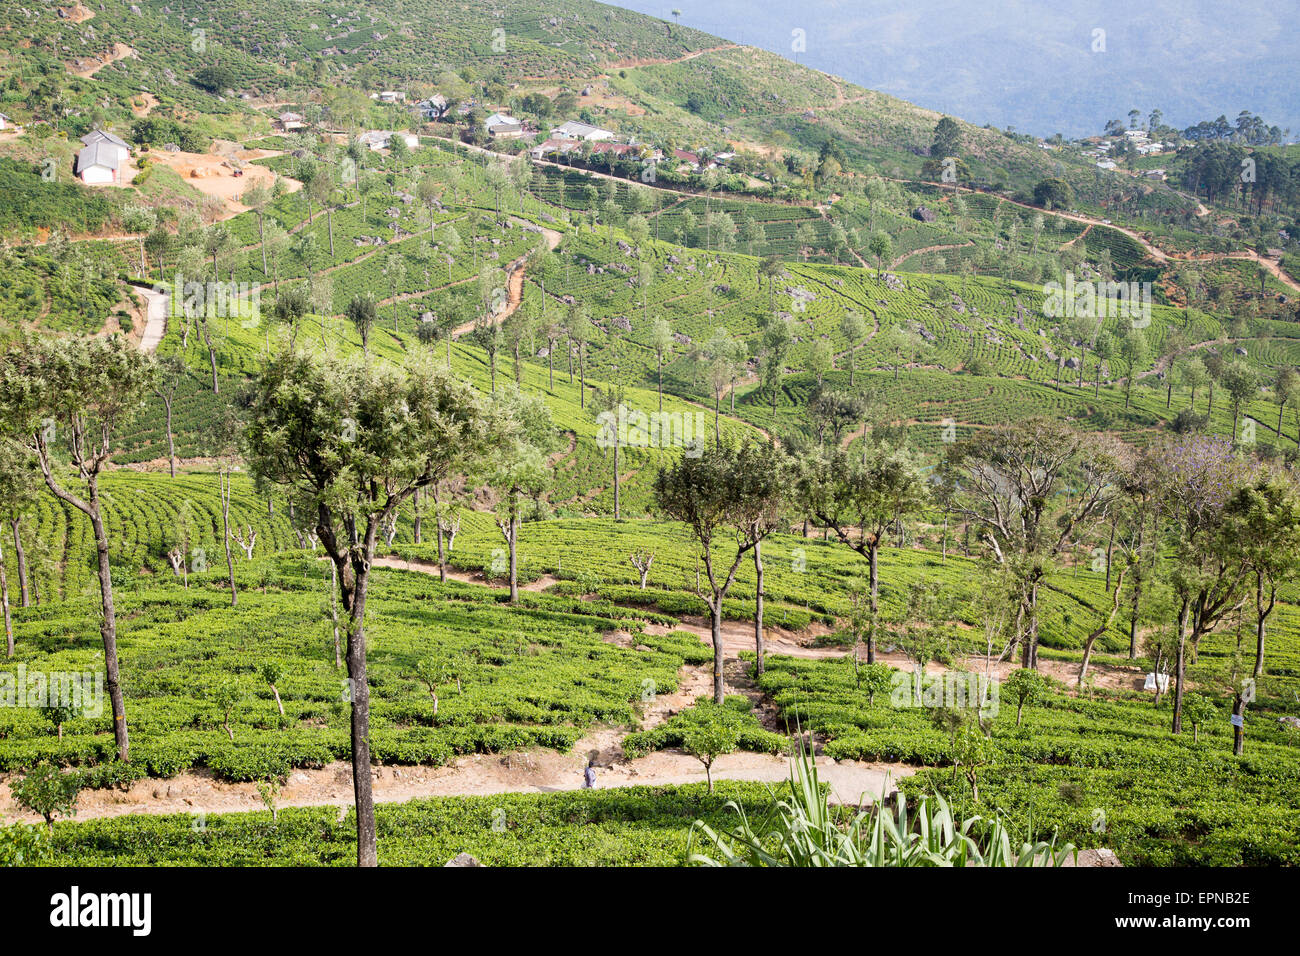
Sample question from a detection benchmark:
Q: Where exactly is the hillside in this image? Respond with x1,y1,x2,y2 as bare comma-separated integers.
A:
0,0,1298,882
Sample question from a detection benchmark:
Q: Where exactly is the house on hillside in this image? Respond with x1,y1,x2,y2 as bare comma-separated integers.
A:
275,111,305,132
415,95,447,120
552,120,615,142
588,141,642,160
671,148,700,171
372,91,406,104
485,112,523,138
81,128,130,163
357,130,418,151
529,137,581,160
0,113,11,131
76,142,122,184
1095,160,1117,170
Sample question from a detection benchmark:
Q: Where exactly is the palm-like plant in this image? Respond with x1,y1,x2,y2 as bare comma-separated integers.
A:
687,742,1073,867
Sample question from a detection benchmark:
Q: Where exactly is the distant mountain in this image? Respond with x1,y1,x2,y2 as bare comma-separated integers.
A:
608,0,1300,139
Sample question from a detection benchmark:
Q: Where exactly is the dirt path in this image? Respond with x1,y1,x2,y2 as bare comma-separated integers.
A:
606,43,740,69
892,241,973,268
881,176,1300,290
70,41,135,78
0,554,907,825
449,221,561,338
135,285,168,353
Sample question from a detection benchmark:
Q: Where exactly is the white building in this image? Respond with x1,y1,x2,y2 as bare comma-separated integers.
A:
76,142,122,184
485,112,523,138
415,95,447,120
80,128,130,164
552,120,615,142
357,130,418,151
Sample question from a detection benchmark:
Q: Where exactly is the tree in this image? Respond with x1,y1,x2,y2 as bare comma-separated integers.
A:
1183,693,1217,744
798,445,927,663
0,438,39,655
1182,357,1210,412
683,710,739,794
650,318,674,412
807,339,834,388
841,310,868,386
153,355,187,478
120,204,157,277
245,349,515,866
213,405,241,608
1032,178,1074,211
931,117,962,159
9,762,82,833
469,316,505,394
1002,668,1049,727
943,419,1125,668
703,328,740,441
1273,367,1298,444
759,255,784,310
271,284,310,352
759,317,792,412
867,231,893,278
654,442,782,704
491,388,559,602
1223,475,1300,679
1115,325,1148,410
893,577,958,677
1152,434,1254,733
0,336,154,761
383,253,407,333
346,293,378,357
1219,359,1258,443
261,661,286,717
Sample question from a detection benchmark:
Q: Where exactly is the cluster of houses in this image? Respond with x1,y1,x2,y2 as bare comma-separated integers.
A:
75,128,130,184
269,92,730,175
1084,128,1172,172
524,119,732,174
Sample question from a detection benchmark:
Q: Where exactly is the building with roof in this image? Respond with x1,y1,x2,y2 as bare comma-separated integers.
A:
357,130,419,151
76,142,122,184
485,112,523,138
552,120,615,142
80,128,130,163
275,111,305,132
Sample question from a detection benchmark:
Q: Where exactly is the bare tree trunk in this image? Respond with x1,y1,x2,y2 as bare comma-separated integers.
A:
0,537,12,658
219,468,238,608
88,494,129,761
338,557,377,867
10,519,28,607
329,561,341,669
753,536,765,676
867,540,879,664
1172,598,1189,734
709,600,725,705
1231,694,1246,756
434,487,447,583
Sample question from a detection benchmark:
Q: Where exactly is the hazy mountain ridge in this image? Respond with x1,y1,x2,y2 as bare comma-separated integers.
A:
608,0,1300,138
